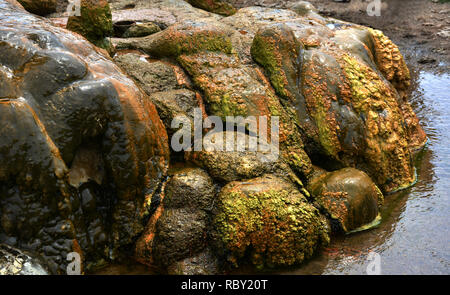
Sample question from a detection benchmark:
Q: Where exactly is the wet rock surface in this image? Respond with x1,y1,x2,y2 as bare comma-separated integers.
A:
0,0,169,274
186,131,288,183
0,244,49,275
308,167,383,233
113,2,426,192
0,0,428,274
135,168,216,271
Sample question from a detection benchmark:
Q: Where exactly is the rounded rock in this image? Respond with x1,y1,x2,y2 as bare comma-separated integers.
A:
308,167,384,233
213,174,329,268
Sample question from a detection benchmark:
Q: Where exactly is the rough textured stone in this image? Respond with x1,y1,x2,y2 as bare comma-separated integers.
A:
213,175,329,268
0,244,49,275
0,0,169,274
186,131,293,184
163,167,216,211
112,8,177,30
111,0,222,24
177,51,312,178
135,168,215,270
167,247,220,275
66,0,113,50
113,52,181,93
151,208,209,268
113,20,234,57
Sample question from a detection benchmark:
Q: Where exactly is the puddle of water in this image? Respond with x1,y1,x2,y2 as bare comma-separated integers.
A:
281,71,450,275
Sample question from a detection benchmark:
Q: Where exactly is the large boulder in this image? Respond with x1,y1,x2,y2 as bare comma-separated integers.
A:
115,5,425,192
233,7,427,192
213,175,329,269
0,0,169,274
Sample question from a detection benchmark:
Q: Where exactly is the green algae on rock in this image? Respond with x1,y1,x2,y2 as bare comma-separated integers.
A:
177,51,313,178
1,0,430,275
368,28,427,152
66,0,113,51
114,20,234,57
213,175,329,268
247,14,425,192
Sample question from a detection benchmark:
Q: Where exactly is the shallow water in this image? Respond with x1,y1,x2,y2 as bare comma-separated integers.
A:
280,70,450,275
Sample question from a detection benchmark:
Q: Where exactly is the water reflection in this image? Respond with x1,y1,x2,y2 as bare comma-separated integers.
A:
283,70,450,275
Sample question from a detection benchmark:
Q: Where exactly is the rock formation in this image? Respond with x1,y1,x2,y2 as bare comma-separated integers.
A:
0,0,427,274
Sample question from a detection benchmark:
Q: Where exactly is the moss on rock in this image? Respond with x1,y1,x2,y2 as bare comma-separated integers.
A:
251,23,302,102
213,175,329,269
178,51,313,178
339,53,416,192
117,21,234,58
66,0,113,50
368,28,427,151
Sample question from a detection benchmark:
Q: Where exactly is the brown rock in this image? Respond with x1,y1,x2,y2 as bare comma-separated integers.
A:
0,0,169,273
17,0,56,15
308,168,384,233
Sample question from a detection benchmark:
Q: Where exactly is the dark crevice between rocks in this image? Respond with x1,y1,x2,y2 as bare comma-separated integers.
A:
67,138,118,270
146,175,170,222
308,150,344,173
113,21,135,37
